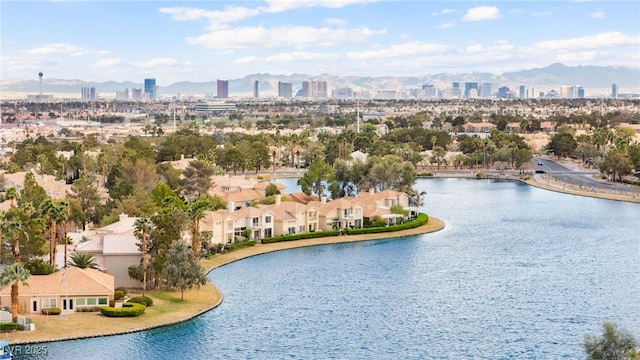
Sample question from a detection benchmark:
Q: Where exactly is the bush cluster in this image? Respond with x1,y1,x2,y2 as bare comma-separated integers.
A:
0,322,19,331
41,307,62,315
128,296,153,307
114,290,125,300
223,240,256,252
76,306,102,313
345,213,429,235
262,230,341,244
99,302,146,317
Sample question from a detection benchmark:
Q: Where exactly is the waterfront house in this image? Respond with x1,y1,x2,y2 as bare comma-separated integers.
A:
0,267,114,314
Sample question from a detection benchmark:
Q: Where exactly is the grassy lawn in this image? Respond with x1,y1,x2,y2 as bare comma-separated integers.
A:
5,282,221,345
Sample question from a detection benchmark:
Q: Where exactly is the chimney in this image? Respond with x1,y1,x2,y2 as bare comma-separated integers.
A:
321,196,327,204
275,194,281,206
119,213,128,222
228,201,235,213
369,188,375,195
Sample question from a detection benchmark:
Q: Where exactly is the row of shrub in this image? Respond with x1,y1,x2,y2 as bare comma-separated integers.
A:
41,307,61,315
76,306,103,313
128,296,153,307
224,240,256,252
0,322,19,331
262,230,341,244
99,302,146,317
345,213,429,235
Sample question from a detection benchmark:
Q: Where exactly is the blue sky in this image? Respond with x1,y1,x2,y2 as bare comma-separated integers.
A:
1,1,639,85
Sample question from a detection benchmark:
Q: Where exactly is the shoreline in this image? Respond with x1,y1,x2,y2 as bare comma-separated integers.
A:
8,217,445,345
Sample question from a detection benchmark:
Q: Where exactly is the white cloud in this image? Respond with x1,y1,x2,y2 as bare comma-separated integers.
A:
186,26,386,50
589,10,605,19
437,22,455,29
159,6,260,24
529,32,639,51
27,43,107,56
347,42,450,60
531,11,552,17
263,0,378,13
265,52,341,62
432,8,455,16
462,6,502,22
136,58,179,67
94,58,123,67
325,17,347,25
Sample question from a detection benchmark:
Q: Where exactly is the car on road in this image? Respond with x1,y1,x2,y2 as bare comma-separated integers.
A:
537,161,544,166
535,169,546,174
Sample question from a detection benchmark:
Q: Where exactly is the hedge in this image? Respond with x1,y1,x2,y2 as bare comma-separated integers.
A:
128,296,154,307
0,322,19,331
224,240,256,252
41,307,62,315
345,213,429,235
262,230,341,244
99,302,146,317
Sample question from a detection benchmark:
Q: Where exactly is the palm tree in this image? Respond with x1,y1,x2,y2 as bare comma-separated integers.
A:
0,210,6,263
57,201,70,268
134,216,152,296
67,252,99,269
0,263,30,322
186,199,208,259
5,219,27,264
4,187,19,208
40,199,63,269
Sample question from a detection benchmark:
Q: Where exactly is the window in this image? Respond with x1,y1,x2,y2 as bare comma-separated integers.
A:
265,216,271,224
264,229,272,238
87,298,97,306
98,298,108,305
252,217,259,226
288,227,295,235
44,298,57,308
299,225,304,233
76,298,86,306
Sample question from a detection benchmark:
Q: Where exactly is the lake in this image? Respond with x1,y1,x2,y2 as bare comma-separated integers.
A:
27,178,640,359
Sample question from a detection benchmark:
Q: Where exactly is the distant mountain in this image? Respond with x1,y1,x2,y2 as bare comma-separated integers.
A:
2,63,638,97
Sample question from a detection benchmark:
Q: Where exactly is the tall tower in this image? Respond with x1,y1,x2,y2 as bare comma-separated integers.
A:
144,78,157,100
217,80,229,99
38,72,44,95
253,80,259,99
611,83,618,99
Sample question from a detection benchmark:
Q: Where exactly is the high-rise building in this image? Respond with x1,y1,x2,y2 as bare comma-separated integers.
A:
452,82,460,89
497,86,511,98
81,87,97,101
519,85,526,99
217,80,229,98
464,82,478,99
253,80,259,99
577,86,585,99
480,83,494,98
278,82,293,98
144,78,157,100
612,83,618,99
301,81,311,97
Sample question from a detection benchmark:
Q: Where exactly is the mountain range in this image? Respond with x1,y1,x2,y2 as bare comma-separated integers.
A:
2,63,638,97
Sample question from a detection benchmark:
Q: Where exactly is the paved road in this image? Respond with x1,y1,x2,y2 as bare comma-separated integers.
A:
532,157,640,194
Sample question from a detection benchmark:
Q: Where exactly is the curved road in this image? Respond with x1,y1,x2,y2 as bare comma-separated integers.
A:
532,157,640,195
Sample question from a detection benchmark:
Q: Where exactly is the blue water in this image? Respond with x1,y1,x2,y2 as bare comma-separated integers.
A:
26,179,640,359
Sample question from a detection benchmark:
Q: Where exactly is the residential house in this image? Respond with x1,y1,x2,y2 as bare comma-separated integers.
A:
0,267,114,314
356,189,415,225
311,197,364,230
262,195,320,235
74,213,142,288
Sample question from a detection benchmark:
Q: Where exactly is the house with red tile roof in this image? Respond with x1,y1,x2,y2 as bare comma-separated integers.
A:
0,267,114,314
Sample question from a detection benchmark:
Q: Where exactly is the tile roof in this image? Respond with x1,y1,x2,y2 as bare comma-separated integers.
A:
0,267,114,297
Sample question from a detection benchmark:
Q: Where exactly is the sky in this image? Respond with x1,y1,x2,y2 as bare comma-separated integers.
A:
1,1,639,85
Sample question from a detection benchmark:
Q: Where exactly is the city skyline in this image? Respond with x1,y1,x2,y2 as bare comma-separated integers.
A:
1,1,639,85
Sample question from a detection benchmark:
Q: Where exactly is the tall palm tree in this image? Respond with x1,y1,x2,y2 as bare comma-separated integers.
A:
186,199,208,259
134,216,152,296
5,219,27,264
0,210,6,263
67,252,98,269
4,187,19,208
40,199,63,269
0,263,30,322
58,201,70,268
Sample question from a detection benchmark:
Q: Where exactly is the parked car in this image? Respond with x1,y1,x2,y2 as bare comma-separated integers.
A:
537,161,544,166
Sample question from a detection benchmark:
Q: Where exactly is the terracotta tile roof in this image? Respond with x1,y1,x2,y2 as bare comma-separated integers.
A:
0,267,114,297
